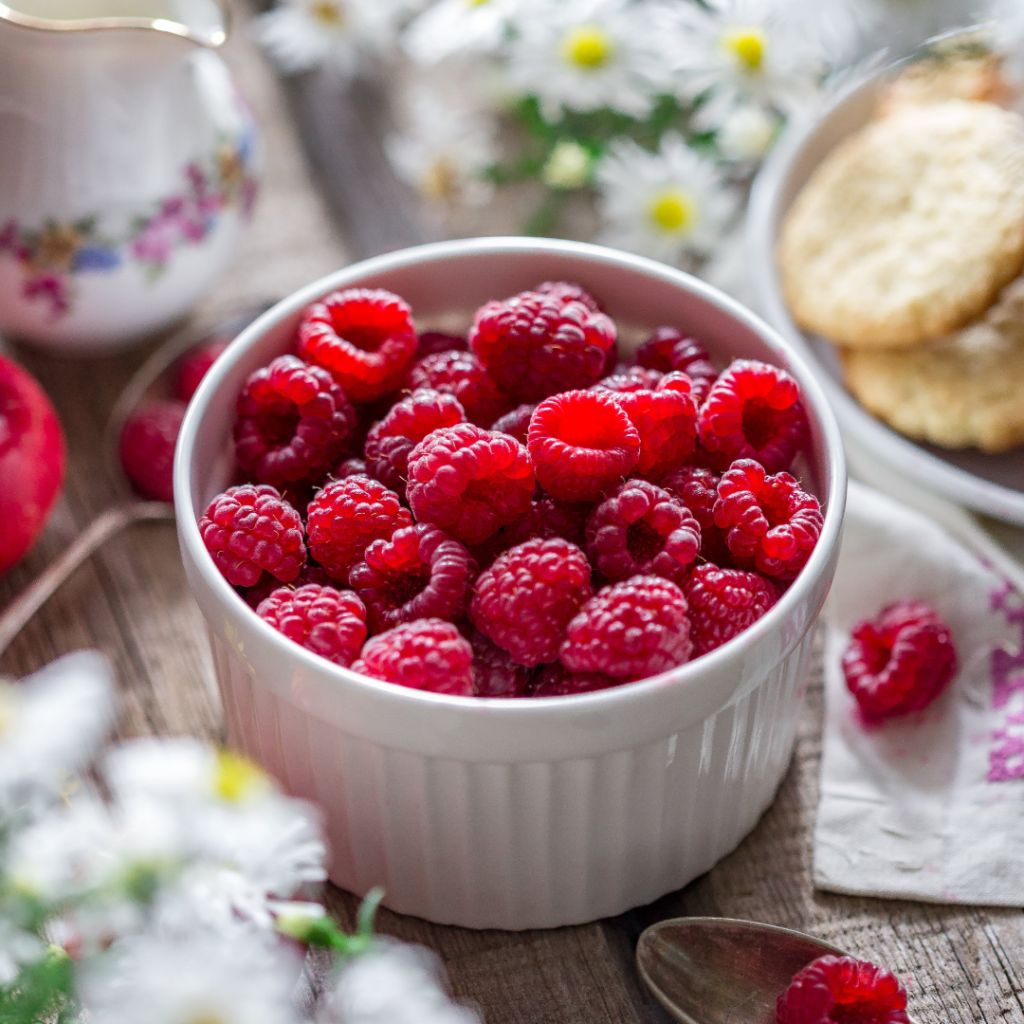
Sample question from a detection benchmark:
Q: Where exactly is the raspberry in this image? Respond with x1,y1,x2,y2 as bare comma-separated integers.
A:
298,288,417,401
257,584,367,667
777,955,910,1024
469,290,616,401
470,538,594,667
199,484,306,588
534,280,603,312
843,601,957,721
530,662,616,697
585,479,700,585
416,330,467,358
472,494,590,568
636,327,718,404
561,576,693,680
527,390,640,501
714,460,824,580
590,367,664,394
119,400,185,503
406,424,535,545
468,628,534,698
683,564,779,657
243,565,332,609
661,465,731,565
698,359,807,474
234,355,356,487
336,457,369,479
176,341,227,403
352,618,474,696
349,523,476,634
364,388,465,493
307,476,412,580
490,402,537,444
611,386,698,479
405,350,511,428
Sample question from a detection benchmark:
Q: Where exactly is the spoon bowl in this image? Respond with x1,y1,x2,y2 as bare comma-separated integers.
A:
636,917,844,1024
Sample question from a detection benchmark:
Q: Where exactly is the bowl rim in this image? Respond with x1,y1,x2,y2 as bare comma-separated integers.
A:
747,62,1024,527
174,236,846,716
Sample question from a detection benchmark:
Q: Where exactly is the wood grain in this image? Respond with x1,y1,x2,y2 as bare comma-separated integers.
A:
1,3,1022,1021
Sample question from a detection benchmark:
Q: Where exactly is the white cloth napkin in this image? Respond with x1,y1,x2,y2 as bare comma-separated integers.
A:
814,481,1024,906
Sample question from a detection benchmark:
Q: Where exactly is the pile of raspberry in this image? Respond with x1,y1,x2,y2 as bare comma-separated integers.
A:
197,282,824,698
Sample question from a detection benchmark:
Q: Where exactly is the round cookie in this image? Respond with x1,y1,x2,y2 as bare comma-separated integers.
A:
841,277,1024,452
779,100,1024,349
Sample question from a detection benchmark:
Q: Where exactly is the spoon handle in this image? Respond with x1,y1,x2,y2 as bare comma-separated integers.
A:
0,502,174,658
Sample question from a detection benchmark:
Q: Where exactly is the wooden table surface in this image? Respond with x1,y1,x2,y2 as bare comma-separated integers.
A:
3,5,1024,1021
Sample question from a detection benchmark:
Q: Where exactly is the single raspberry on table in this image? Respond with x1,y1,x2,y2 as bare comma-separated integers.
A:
349,522,476,634
234,355,356,487
406,423,535,545
843,600,957,721
661,465,732,565
561,575,693,680
611,385,697,479
416,330,467,358
405,349,511,428
714,459,823,580
352,618,475,696
298,288,418,401
257,584,367,668
636,327,718,403
777,955,911,1024
470,290,616,401
698,359,808,474
471,493,591,568
306,475,412,580
490,402,537,444
530,662,617,697
527,390,640,501
470,537,594,667
243,564,333,609
534,280,603,312
586,479,700,585
363,388,465,493
119,400,186,503
468,628,534,698
590,366,664,394
199,484,306,588
683,564,779,657
176,341,228,403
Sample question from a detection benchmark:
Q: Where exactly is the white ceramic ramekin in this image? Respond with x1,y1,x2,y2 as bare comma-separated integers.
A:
174,238,846,930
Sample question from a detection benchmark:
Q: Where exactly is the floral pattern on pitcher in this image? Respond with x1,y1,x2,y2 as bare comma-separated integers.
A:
0,133,258,319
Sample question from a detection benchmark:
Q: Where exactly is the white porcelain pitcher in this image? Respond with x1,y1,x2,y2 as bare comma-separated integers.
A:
0,1,259,352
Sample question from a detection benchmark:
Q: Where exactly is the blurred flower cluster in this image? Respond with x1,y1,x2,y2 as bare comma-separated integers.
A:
256,0,1024,298
0,652,476,1024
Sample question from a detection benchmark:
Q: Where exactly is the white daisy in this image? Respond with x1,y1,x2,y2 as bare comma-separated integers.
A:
0,651,113,813
387,88,498,206
0,920,44,985
657,0,827,129
80,930,302,1024
254,0,416,77
715,103,780,161
403,0,521,64
505,0,675,122
595,132,738,265
541,139,594,190
319,940,480,1024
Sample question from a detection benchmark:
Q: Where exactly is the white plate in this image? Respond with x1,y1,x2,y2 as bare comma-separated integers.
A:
747,66,1024,526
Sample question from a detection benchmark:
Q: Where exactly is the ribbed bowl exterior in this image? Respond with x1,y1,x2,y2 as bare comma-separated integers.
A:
175,239,846,930
213,630,814,929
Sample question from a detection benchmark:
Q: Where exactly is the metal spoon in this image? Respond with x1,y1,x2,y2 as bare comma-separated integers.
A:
636,917,920,1024
0,304,270,657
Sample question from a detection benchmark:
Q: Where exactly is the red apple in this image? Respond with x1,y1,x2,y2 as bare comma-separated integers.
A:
0,354,66,575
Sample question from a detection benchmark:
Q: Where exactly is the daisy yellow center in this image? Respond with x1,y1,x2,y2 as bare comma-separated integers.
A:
648,188,697,234
561,25,614,70
421,157,459,201
0,683,18,737
721,26,768,72
188,1014,226,1024
213,750,267,804
466,0,491,6
310,0,344,26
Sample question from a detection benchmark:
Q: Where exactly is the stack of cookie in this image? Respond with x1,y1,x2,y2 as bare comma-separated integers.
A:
779,58,1024,454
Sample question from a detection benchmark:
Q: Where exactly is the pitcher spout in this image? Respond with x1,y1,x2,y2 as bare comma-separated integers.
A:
0,0,230,48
